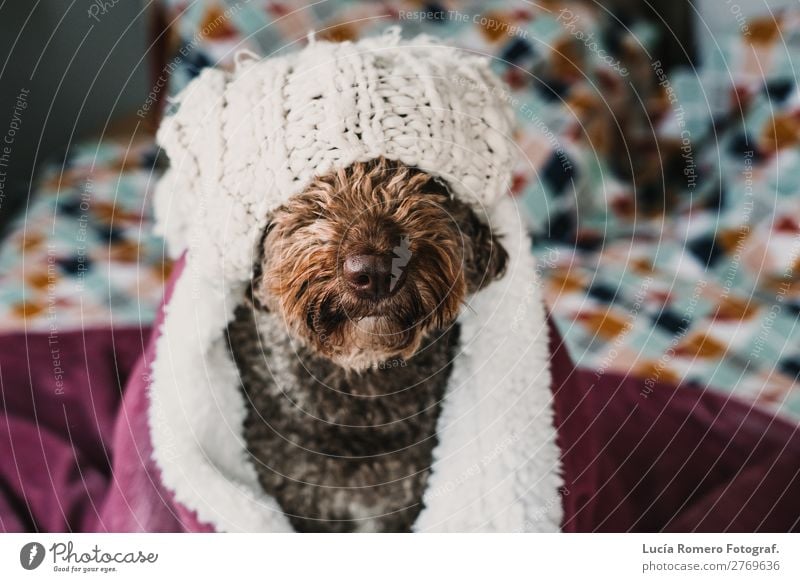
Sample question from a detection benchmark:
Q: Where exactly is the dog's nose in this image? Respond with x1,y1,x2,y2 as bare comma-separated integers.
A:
343,254,396,300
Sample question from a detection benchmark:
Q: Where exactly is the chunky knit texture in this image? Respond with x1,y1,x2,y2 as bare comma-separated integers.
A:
154,28,517,283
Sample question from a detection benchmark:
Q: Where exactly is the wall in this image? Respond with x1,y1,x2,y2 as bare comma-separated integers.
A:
0,0,150,234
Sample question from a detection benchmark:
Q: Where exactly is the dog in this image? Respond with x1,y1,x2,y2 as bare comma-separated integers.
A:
226,157,508,532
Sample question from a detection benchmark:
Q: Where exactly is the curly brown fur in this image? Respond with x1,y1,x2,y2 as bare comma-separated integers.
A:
252,157,507,370
227,158,508,532
228,307,459,532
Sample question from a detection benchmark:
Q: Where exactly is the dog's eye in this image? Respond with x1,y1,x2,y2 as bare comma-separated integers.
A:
423,177,453,199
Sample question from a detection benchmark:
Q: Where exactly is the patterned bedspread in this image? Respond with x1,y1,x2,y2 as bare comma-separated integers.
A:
1,0,797,416
0,133,170,332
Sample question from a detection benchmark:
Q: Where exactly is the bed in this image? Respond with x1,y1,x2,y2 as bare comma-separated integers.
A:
1,0,798,532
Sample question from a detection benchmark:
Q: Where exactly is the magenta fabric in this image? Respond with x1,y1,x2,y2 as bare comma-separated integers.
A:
2,254,799,532
0,326,147,532
549,325,800,532
96,256,209,532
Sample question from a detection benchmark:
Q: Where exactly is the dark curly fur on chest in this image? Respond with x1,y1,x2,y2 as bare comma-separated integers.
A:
227,305,460,532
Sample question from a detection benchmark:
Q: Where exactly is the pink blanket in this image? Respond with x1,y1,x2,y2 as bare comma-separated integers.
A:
2,256,799,532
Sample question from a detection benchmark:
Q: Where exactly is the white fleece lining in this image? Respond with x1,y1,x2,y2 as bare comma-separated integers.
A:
148,195,563,532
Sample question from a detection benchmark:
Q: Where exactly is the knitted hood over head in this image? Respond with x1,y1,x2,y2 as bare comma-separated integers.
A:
155,28,517,281
150,29,563,532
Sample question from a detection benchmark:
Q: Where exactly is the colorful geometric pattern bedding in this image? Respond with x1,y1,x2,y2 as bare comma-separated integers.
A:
1,1,797,417
0,132,171,333
537,9,800,417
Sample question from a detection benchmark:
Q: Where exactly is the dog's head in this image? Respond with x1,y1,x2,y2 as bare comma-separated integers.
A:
252,157,508,370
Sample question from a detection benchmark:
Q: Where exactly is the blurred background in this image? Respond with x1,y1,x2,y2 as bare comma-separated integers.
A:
0,0,798,418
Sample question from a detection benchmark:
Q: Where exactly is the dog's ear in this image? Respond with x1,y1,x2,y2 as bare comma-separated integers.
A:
246,223,274,312
458,207,509,293
246,271,270,312
469,217,508,293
